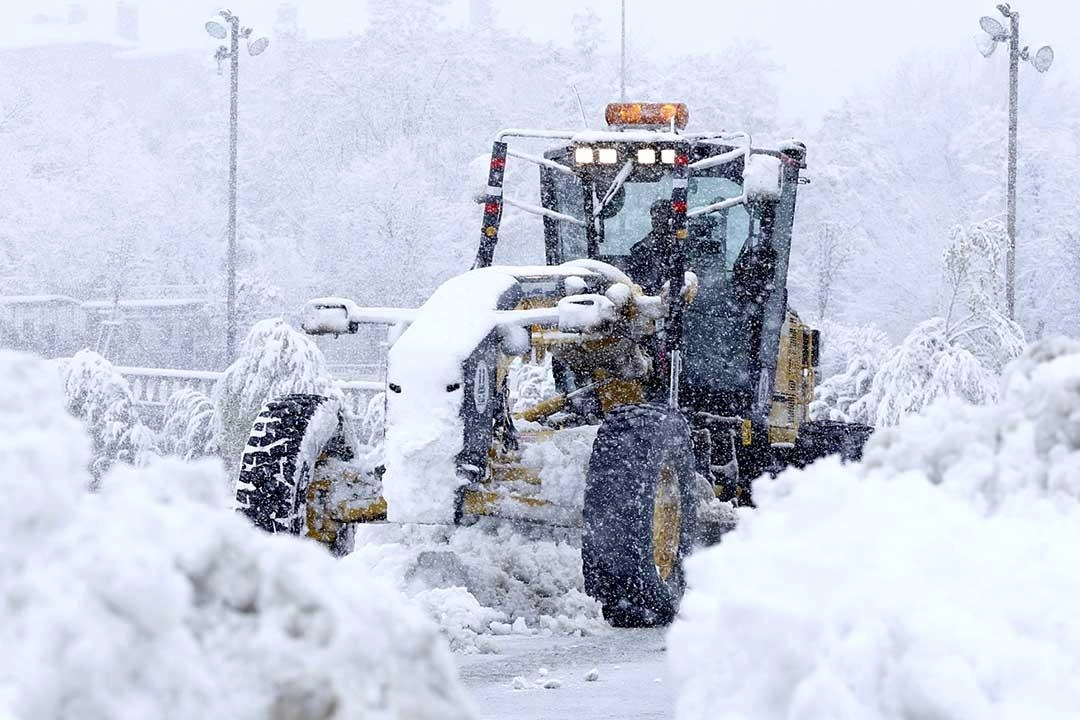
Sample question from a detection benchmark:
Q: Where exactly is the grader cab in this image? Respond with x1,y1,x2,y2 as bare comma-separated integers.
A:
235,102,872,627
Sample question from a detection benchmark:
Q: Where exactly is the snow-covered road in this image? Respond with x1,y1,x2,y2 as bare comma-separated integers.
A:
457,629,673,720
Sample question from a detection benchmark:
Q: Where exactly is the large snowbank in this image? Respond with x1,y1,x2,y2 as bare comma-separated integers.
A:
0,351,473,720
670,337,1080,719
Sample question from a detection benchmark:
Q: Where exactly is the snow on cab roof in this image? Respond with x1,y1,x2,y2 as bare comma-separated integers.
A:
569,129,799,155
571,129,685,144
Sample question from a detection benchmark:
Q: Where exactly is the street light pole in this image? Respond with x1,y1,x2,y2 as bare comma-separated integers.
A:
206,10,268,363
1005,9,1019,321
975,4,1053,323
620,0,626,101
227,13,240,362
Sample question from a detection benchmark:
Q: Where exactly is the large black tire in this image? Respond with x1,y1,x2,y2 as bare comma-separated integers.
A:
582,403,698,627
235,394,347,539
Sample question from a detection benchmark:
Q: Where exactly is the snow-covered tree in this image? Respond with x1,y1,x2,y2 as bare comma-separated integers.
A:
812,218,1027,428
212,318,340,470
809,222,859,324
942,218,1026,372
59,350,157,483
850,317,998,427
159,388,217,461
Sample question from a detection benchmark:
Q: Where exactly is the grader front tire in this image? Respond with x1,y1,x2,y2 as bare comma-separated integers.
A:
582,404,698,627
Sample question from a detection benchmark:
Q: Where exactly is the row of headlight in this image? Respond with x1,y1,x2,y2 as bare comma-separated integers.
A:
574,147,679,165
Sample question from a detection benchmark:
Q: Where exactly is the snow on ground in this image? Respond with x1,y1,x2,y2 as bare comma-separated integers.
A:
670,337,1080,720
346,520,607,654
459,630,672,720
0,351,473,720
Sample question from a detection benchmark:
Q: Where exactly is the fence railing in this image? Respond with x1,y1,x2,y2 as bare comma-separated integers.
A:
116,365,385,427
116,366,222,410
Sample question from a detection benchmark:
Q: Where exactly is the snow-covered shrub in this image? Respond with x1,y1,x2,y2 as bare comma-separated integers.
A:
809,353,877,423
57,349,157,482
212,317,341,471
850,317,997,427
810,322,890,423
0,350,474,720
814,219,1027,429
670,337,1080,720
813,320,890,381
158,388,217,460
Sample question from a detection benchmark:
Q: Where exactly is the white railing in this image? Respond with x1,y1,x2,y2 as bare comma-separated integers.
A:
116,366,221,409
116,365,386,425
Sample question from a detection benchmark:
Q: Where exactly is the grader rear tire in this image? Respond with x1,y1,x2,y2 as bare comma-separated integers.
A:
582,404,698,627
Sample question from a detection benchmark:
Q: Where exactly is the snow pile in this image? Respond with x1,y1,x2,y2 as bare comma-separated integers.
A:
670,337,1080,720
56,349,157,482
0,351,473,720
383,268,518,524
347,520,605,653
213,317,341,473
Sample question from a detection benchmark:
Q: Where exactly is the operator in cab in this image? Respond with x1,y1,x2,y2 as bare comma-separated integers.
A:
626,199,673,295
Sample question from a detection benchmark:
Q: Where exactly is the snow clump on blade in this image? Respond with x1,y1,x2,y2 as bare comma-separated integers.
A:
346,520,606,653
669,337,1080,720
382,268,517,524
0,351,474,720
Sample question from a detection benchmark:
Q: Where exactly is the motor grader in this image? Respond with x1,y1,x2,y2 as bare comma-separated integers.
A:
235,102,872,627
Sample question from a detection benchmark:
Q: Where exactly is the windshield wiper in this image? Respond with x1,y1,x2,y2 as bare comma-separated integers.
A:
593,160,634,218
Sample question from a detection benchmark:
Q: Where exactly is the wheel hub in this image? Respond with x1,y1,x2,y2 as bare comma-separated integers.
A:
653,464,682,581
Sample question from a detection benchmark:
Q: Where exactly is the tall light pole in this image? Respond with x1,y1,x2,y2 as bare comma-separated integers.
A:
205,10,269,362
975,4,1053,321
619,0,626,101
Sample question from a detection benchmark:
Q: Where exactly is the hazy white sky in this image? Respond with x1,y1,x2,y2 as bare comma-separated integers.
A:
8,0,1078,122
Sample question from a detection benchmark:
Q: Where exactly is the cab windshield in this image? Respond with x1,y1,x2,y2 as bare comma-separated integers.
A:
549,162,758,275
596,175,750,272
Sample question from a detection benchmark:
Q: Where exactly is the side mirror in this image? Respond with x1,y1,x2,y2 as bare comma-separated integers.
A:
744,154,782,201
302,302,357,336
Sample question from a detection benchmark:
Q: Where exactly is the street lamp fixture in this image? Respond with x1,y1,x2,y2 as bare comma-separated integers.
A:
204,9,269,363
204,17,228,39
974,3,1053,322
